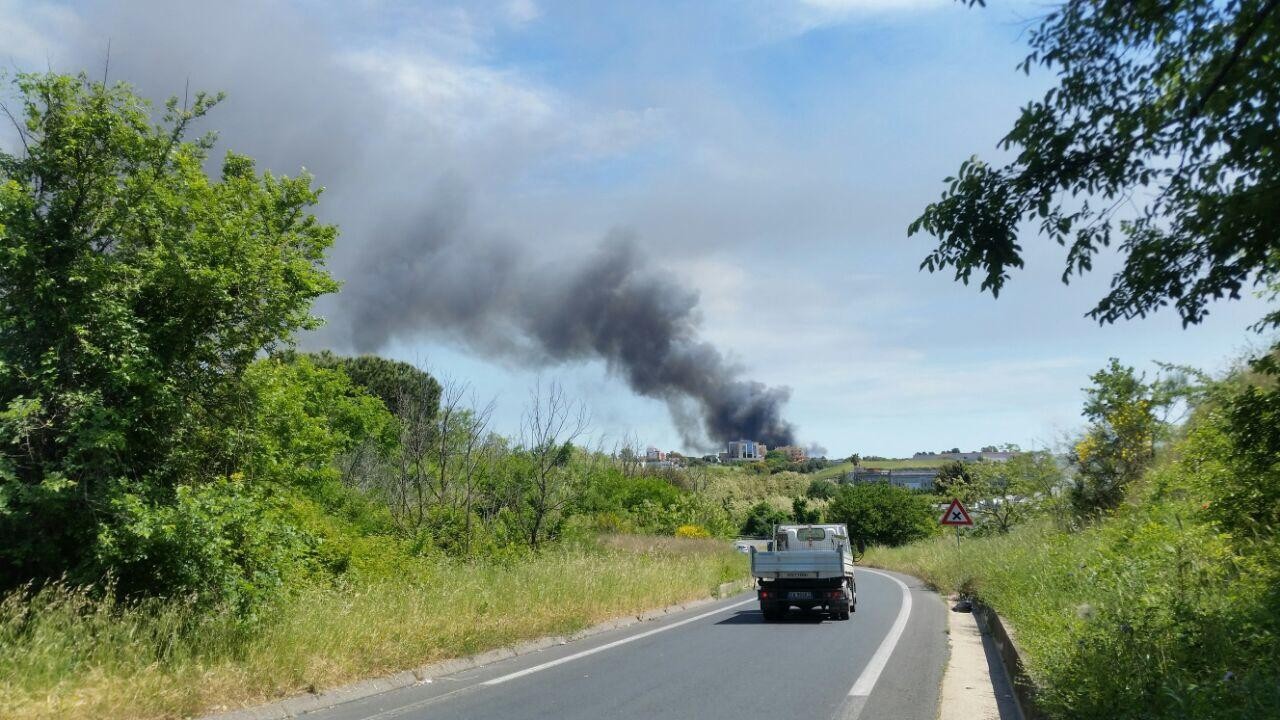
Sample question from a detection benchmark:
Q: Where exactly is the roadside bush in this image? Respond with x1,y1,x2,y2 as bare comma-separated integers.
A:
627,495,734,537
95,478,311,613
825,482,936,547
791,497,821,523
674,524,710,538
867,366,1280,720
805,477,835,500
0,74,337,593
741,501,789,536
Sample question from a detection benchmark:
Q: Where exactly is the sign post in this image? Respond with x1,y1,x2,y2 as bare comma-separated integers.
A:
939,497,973,545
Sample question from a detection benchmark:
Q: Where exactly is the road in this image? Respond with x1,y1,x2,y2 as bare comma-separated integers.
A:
304,568,946,720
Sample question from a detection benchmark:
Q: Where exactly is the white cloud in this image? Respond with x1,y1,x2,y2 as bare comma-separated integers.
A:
505,0,541,25
343,49,557,141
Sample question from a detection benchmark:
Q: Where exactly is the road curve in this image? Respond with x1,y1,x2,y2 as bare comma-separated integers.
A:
304,568,946,720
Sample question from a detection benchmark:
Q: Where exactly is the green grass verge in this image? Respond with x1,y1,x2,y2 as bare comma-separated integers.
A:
865,509,1279,719
0,536,747,720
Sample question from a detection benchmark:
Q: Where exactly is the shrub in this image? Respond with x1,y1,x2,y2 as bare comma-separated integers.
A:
791,497,821,523
825,482,936,547
94,477,310,613
741,501,789,537
805,478,835,500
674,524,710,538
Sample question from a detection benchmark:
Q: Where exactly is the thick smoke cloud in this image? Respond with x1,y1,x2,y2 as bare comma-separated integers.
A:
44,0,798,449
346,188,795,448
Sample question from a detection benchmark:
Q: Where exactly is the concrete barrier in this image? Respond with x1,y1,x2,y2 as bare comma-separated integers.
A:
971,600,1045,720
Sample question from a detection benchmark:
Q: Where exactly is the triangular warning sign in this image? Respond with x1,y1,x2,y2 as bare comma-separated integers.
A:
939,498,973,526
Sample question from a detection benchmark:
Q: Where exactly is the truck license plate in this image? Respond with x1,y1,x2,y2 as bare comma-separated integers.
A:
788,591,813,600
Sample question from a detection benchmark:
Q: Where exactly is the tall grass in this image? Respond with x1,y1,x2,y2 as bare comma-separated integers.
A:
0,538,747,720
866,509,1279,719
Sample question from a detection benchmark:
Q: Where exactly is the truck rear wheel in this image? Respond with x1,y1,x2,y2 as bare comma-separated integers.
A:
761,602,785,622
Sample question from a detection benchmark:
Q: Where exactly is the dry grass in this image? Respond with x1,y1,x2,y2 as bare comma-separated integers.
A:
0,538,747,720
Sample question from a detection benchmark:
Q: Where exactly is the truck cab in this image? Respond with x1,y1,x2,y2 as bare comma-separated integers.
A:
750,524,856,621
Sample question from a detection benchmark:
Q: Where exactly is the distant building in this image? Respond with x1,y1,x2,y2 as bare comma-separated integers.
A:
912,451,1017,463
775,445,807,462
641,447,685,470
844,468,937,492
726,440,767,461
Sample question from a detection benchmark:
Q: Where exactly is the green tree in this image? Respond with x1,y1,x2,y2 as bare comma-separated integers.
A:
0,73,337,591
910,0,1280,336
1070,359,1163,516
301,350,440,419
965,452,1063,533
932,460,973,496
805,477,835,500
791,496,821,524
826,482,936,547
741,501,789,537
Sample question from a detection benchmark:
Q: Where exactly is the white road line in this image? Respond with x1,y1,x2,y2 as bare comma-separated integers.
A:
482,597,756,687
847,568,913,697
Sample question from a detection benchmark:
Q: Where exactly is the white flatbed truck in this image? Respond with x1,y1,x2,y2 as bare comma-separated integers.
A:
750,523,856,621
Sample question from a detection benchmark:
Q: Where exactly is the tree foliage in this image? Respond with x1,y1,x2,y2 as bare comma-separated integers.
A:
932,460,973,495
805,477,836,500
825,482,936,547
912,0,1280,333
301,350,440,419
741,501,789,537
0,73,337,590
791,496,821,524
1070,359,1168,516
966,453,1064,533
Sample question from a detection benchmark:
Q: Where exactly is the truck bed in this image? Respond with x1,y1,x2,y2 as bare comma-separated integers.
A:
750,549,854,580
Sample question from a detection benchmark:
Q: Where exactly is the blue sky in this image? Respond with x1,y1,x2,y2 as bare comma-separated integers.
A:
2,0,1270,456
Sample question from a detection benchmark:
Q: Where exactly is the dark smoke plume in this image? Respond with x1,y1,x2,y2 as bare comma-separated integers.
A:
343,189,796,449
46,0,799,449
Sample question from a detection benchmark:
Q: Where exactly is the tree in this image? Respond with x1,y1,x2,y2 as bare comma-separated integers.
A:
825,482,936,547
965,452,1063,533
806,477,836,500
791,497,821,524
933,460,973,496
1069,359,1165,516
516,382,589,548
303,351,440,419
0,73,337,590
741,501,789,537
910,1,1280,337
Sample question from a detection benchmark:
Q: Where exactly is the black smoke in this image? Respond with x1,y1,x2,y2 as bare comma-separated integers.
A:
343,190,796,449
48,0,800,450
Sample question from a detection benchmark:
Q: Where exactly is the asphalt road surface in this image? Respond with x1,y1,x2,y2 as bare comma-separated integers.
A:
305,568,946,720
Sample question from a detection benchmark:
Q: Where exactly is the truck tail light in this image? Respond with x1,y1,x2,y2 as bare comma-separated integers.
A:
828,590,842,598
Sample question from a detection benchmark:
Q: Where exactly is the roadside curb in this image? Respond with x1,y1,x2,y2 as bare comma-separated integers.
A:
198,578,753,720
969,600,1045,720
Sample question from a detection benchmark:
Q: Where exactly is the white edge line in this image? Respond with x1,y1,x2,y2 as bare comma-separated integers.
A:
482,596,756,686
848,568,913,697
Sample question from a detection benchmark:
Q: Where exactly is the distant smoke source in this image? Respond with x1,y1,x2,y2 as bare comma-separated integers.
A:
341,193,795,449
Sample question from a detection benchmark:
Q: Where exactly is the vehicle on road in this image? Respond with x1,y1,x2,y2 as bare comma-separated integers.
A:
750,523,856,621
